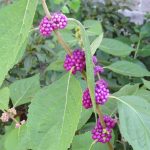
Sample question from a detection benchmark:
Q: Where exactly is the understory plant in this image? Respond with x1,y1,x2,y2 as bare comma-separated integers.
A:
0,0,150,150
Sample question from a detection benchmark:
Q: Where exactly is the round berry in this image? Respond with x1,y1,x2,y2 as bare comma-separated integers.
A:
39,16,53,37
82,88,92,109
91,125,112,143
0,112,9,122
94,65,104,76
15,123,21,128
64,49,86,74
8,108,17,116
92,56,98,65
97,116,117,129
82,79,110,109
96,79,109,88
103,115,117,129
51,12,68,30
95,79,110,105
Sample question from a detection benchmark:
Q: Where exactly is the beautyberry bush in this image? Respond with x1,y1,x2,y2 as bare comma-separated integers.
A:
0,0,150,150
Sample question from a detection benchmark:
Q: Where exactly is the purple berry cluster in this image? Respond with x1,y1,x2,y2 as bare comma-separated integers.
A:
64,49,86,74
103,115,117,129
92,55,104,76
82,88,92,109
92,116,117,143
82,79,110,109
95,79,110,105
39,13,68,37
64,50,101,74
92,126,112,143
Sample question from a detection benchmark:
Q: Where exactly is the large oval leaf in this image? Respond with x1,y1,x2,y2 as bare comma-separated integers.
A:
106,61,150,77
27,73,82,150
0,0,38,86
100,38,134,56
117,96,150,150
9,74,40,107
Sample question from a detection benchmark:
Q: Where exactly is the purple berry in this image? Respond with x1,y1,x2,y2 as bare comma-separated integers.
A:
39,16,53,37
103,115,117,129
64,49,86,74
51,12,68,30
91,125,112,143
95,80,110,105
94,65,104,76
82,88,92,109
92,56,98,65
97,116,117,129
82,79,110,109
96,79,109,88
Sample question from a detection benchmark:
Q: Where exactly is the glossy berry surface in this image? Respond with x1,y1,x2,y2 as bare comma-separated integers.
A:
92,125,112,143
82,79,110,109
95,79,110,105
39,13,68,37
64,49,86,74
103,115,117,129
97,116,117,129
39,16,53,37
94,65,104,76
51,13,68,30
82,88,92,109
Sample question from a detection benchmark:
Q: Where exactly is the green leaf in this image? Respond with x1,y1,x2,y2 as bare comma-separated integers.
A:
100,38,134,56
46,59,64,71
77,108,92,130
72,132,113,150
60,29,77,46
0,87,9,111
27,73,82,150
102,84,140,115
101,99,117,115
68,18,96,118
138,45,150,57
4,125,29,150
91,32,103,55
68,0,81,12
117,96,150,150
140,22,150,38
9,74,40,107
62,5,69,14
106,61,150,77
142,79,150,90
0,0,38,86
54,0,64,4
84,20,102,36
134,89,150,102
114,84,140,96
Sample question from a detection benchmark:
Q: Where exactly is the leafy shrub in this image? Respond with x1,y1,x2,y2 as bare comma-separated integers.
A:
0,0,150,150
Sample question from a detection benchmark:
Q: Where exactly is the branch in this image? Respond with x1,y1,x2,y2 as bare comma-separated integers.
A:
41,1,114,150
41,0,72,55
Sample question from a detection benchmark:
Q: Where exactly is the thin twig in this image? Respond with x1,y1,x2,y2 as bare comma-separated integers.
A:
134,34,141,59
54,31,72,55
41,0,72,55
41,0,51,18
96,105,106,127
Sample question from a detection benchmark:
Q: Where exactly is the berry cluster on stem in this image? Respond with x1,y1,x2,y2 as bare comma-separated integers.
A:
0,107,26,128
41,1,115,150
